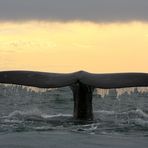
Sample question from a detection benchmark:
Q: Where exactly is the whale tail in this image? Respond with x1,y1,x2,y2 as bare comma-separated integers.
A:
1,70,148,88
0,71,77,88
1,70,148,120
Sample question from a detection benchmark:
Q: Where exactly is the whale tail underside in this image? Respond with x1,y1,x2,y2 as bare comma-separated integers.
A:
0,71,148,89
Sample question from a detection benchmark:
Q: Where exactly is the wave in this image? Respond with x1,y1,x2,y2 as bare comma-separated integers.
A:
0,108,148,135
2,110,72,122
94,109,148,119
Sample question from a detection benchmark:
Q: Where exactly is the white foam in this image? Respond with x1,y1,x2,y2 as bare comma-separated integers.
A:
42,113,72,119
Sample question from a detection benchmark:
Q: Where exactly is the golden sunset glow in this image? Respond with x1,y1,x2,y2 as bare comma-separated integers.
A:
0,21,148,73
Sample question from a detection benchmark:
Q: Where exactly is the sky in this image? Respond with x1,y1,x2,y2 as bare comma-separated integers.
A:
0,0,148,73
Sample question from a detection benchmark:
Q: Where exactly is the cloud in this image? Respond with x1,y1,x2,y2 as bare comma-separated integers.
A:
0,0,148,22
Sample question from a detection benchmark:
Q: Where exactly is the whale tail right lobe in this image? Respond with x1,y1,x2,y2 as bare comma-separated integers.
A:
79,72,148,89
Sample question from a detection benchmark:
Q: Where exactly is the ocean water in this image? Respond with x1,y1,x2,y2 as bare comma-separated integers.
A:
0,84,148,147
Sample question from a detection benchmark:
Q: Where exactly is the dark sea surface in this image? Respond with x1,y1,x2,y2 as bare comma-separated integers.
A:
0,84,148,148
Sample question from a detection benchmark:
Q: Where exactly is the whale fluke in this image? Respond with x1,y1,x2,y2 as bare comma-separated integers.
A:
78,71,148,88
1,70,148,120
0,71,77,88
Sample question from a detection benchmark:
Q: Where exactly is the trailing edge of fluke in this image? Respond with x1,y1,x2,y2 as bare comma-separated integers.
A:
0,70,148,89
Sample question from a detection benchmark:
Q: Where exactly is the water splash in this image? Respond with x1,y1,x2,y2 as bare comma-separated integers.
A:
96,87,148,98
116,88,135,98
96,89,109,97
0,83,54,93
116,87,148,98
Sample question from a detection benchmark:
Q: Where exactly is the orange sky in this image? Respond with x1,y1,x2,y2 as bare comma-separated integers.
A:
0,21,148,73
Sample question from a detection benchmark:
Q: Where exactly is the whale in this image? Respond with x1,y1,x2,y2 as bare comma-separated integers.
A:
1,70,148,120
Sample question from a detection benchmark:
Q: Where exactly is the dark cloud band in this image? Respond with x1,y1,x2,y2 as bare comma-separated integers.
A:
0,0,148,22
